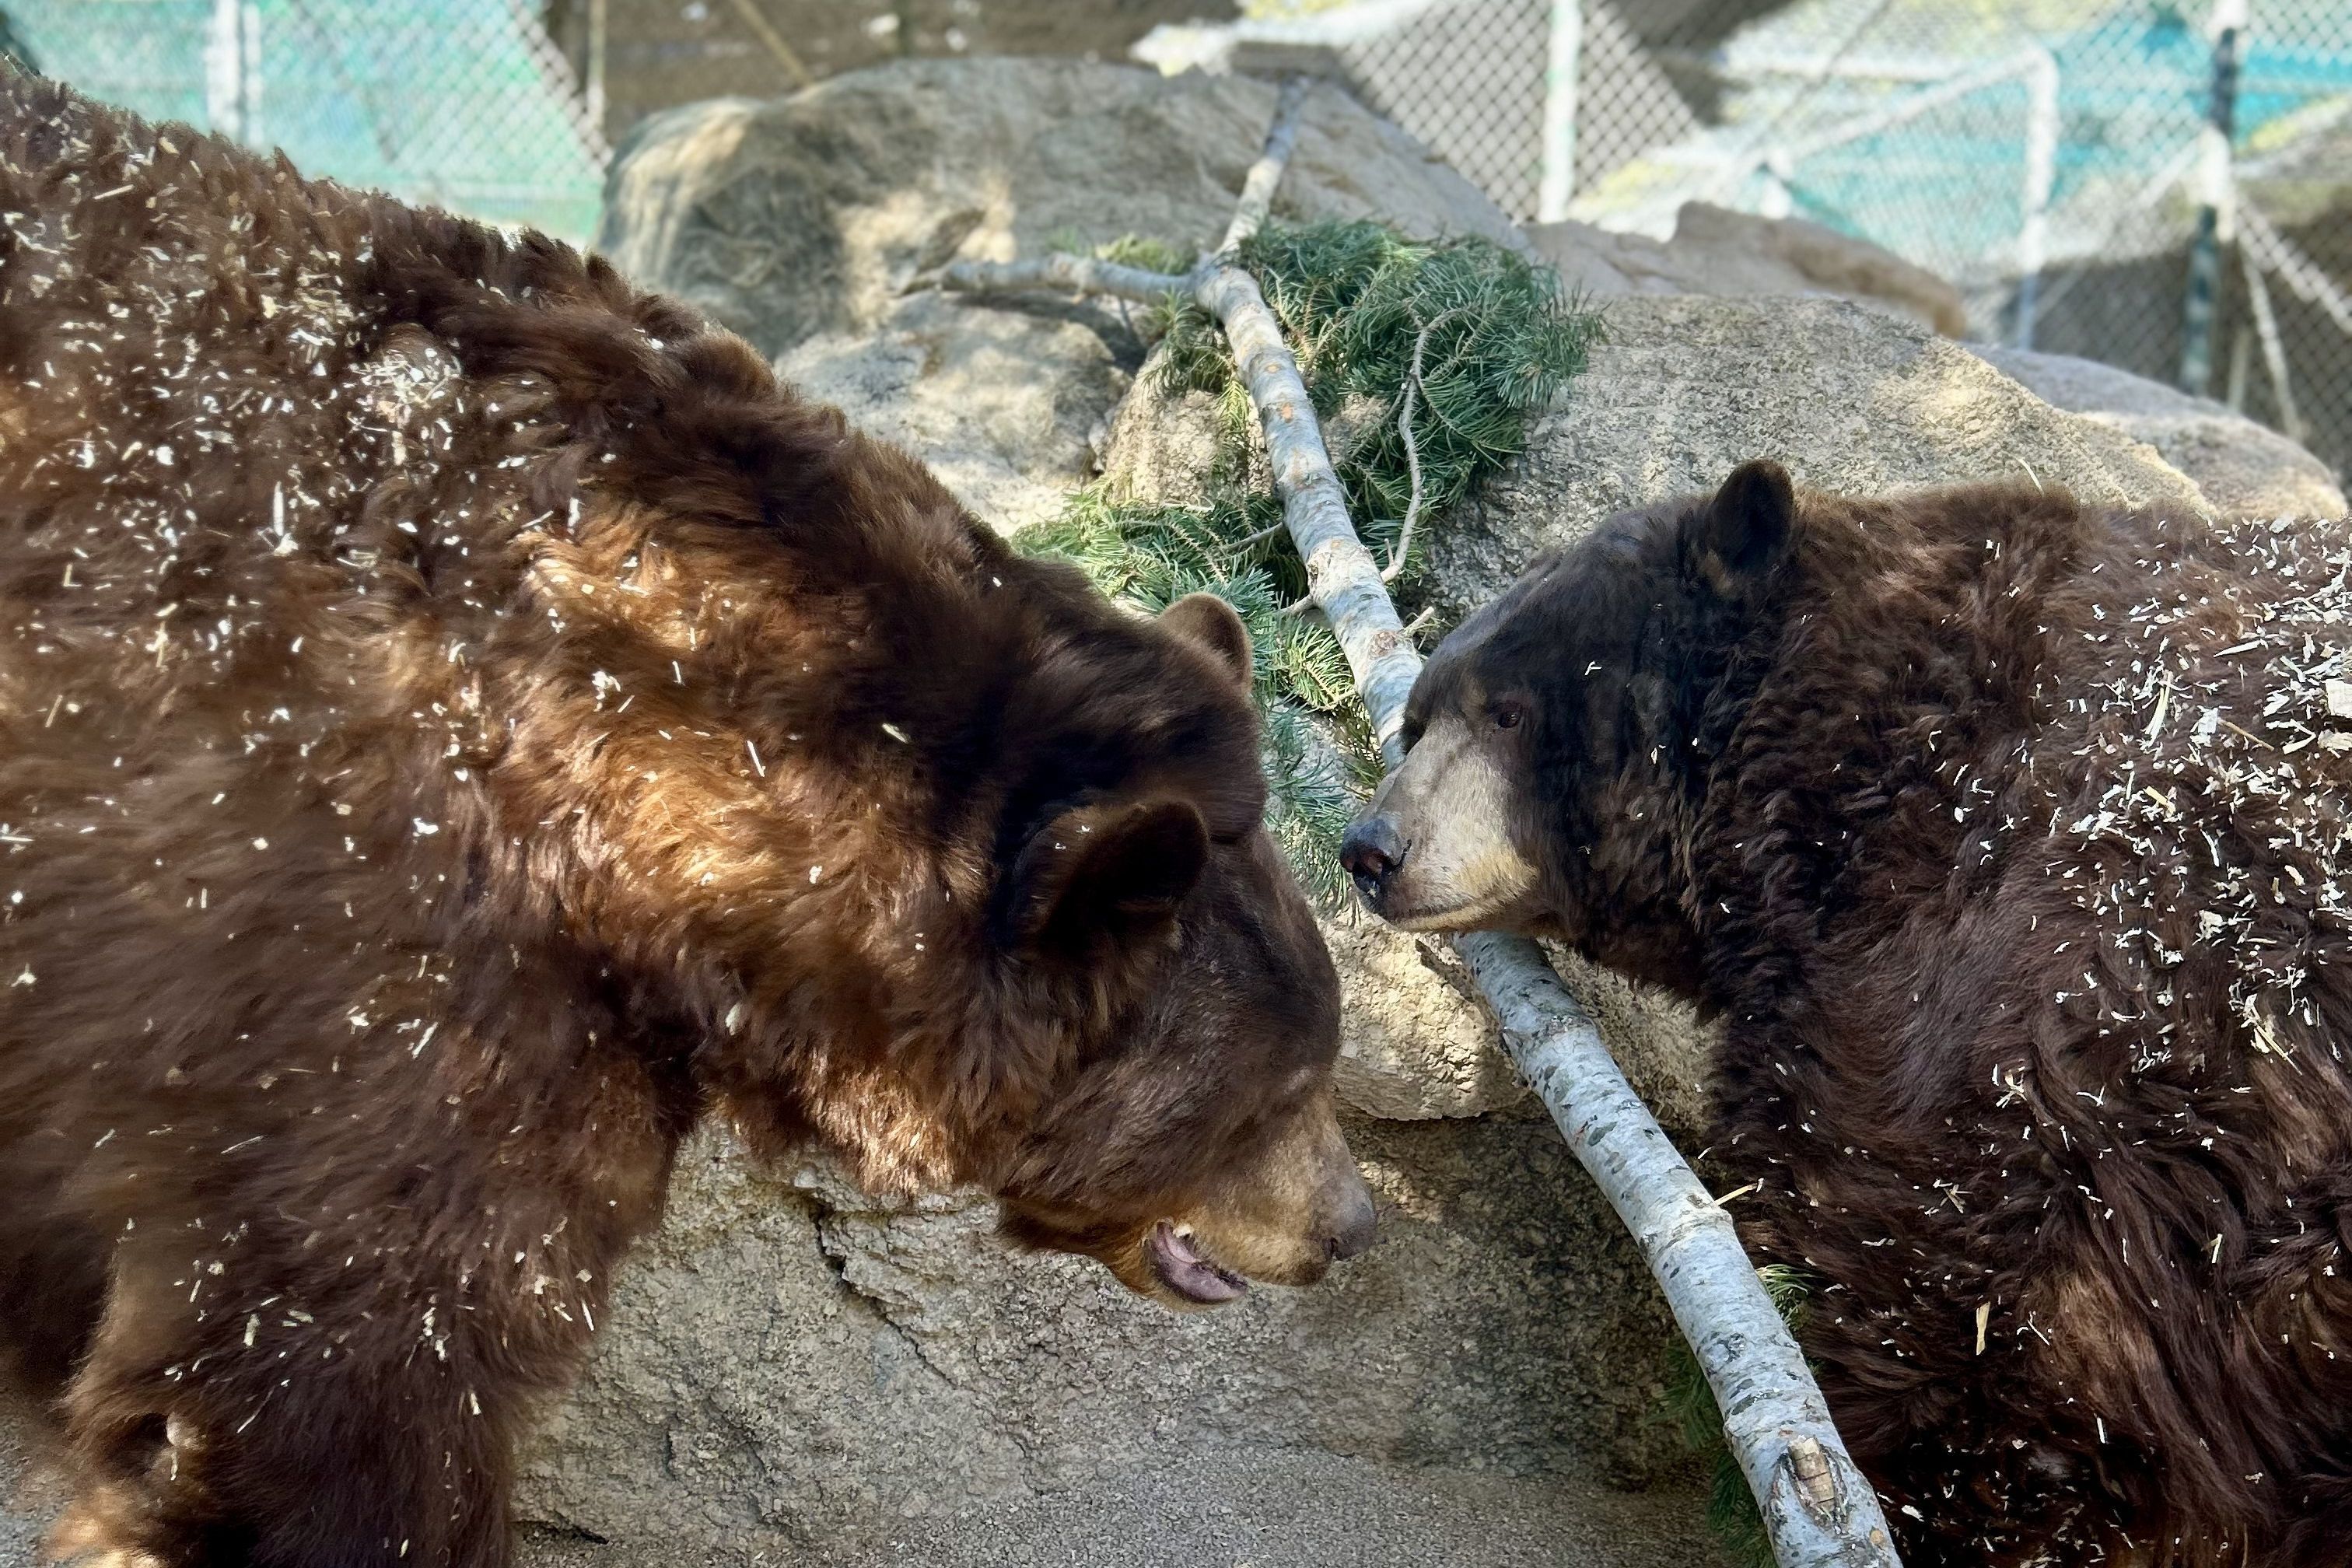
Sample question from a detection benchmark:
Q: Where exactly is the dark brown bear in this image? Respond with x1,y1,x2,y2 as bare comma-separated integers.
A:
1344,459,2352,1566
0,76,1373,1567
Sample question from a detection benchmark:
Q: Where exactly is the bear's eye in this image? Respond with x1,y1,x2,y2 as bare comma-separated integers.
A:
1493,703,1525,731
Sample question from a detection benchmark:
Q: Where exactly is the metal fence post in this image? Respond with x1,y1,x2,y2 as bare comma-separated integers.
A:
2240,247,2306,442
204,0,250,142
586,0,607,141
2014,47,2059,349
1538,0,1584,224
2180,0,2247,395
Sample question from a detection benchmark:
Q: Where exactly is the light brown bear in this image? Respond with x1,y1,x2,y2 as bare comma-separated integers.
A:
0,75,1371,1567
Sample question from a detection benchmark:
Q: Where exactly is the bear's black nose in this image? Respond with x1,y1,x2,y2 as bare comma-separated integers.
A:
1339,815,1406,901
1325,1182,1377,1262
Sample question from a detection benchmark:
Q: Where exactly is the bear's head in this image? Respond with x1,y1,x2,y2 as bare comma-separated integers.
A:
977,591,1375,1307
1338,460,1797,996
575,493,1376,1307
442,300,1375,1310
657,573,1375,1308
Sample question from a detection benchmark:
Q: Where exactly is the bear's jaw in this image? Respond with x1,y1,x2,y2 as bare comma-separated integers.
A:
1146,1220,1248,1305
1374,880,1545,933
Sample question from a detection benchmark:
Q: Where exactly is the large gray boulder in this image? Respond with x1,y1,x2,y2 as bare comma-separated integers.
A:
599,58,1527,535
600,58,1526,351
1427,296,2211,624
1969,344,2346,521
1528,203,1970,338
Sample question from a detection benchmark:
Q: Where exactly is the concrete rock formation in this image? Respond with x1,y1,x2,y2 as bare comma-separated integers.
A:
597,58,1527,536
1972,343,2347,520
1528,201,1970,337
1426,295,2210,627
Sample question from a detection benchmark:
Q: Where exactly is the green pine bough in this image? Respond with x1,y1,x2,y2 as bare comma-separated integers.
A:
1023,221,1599,908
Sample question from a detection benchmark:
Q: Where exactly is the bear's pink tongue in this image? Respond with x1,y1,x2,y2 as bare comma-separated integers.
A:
1148,1220,1247,1304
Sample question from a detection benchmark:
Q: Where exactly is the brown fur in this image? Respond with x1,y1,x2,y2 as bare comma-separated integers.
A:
0,77,1368,1566
1353,461,2352,1565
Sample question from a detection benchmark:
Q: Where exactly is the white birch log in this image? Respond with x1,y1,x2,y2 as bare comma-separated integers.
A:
1457,933,1901,1566
935,252,1189,303
1203,278,1902,1568
1218,75,1312,252
932,84,1905,1568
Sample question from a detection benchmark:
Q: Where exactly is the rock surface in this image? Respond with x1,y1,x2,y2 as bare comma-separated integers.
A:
1426,296,2211,626
775,291,1139,535
508,1121,1699,1559
5,1394,1724,1568
516,1451,1725,1568
1971,345,2347,520
598,59,1528,536
600,58,1525,352
0,1398,45,1568
1528,201,1969,337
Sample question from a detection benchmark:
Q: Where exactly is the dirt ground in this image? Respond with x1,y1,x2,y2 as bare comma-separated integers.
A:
2,1390,1725,1568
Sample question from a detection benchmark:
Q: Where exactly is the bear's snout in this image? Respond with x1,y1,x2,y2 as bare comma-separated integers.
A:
1339,814,1407,908
1324,1171,1377,1261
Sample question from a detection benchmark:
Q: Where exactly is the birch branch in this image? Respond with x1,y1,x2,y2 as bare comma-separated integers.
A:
1384,304,1470,583
1457,935,1900,1567
936,88,1903,1568
1220,75,1312,252
934,252,1188,303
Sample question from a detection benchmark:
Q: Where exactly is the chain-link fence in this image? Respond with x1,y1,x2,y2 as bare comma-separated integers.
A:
1159,0,2352,482
0,2,1226,243
5,0,608,241
12,0,2350,482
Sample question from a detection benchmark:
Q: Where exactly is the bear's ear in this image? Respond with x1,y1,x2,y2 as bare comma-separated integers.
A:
1006,796,1209,954
1157,593,1254,690
1686,459,1795,600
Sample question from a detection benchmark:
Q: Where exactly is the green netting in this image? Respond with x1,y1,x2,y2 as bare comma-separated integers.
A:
8,0,604,243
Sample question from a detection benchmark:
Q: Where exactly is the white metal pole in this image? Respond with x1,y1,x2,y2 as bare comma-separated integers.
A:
204,0,244,142
1536,0,1584,223
586,0,608,140
2013,47,2058,348
2240,247,2305,443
